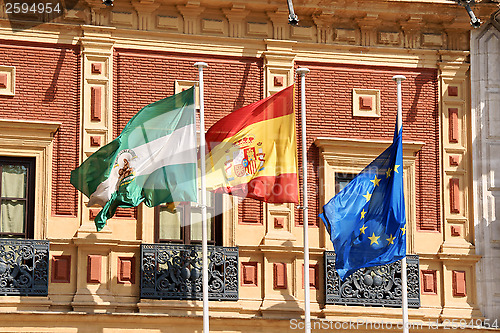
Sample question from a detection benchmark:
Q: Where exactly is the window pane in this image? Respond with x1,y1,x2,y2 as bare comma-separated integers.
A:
335,173,356,194
159,206,182,241
0,200,25,234
2,165,27,198
190,209,213,242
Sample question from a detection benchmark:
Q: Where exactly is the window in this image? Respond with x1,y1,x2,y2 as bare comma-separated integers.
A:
155,191,223,245
0,157,35,239
315,137,423,253
335,173,357,194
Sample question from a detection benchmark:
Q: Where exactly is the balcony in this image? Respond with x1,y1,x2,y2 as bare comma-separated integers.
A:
325,252,420,308
140,244,238,301
0,238,49,296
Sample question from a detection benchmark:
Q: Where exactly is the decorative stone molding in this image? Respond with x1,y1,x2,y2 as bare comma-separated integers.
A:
241,262,258,286
352,88,381,118
0,65,15,96
52,255,72,283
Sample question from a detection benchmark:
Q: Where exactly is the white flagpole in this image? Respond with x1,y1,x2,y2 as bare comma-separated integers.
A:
393,74,407,333
297,67,311,333
194,61,209,333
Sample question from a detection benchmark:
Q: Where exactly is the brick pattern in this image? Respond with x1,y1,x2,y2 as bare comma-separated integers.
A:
296,63,440,231
0,42,80,216
239,197,263,225
113,49,263,219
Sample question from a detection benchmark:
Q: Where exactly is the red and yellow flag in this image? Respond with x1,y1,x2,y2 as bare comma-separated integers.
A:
205,85,298,203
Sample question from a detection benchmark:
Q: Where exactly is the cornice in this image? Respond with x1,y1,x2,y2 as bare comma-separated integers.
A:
315,137,425,156
0,119,61,140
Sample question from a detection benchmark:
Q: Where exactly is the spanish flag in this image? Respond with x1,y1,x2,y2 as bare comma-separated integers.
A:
205,85,298,203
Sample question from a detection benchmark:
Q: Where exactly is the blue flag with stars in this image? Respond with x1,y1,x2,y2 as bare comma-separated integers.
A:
319,126,406,281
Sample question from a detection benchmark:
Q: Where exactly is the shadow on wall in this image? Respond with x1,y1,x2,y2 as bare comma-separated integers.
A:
43,48,67,103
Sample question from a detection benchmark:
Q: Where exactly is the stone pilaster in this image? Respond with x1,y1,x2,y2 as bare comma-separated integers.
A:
438,50,481,319
77,25,115,236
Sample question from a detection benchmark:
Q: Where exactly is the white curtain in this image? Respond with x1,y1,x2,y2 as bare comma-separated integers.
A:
1,165,26,234
159,207,182,240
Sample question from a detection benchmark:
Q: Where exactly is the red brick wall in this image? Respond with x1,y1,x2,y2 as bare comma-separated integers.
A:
296,62,440,232
113,49,263,219
0,41,80,217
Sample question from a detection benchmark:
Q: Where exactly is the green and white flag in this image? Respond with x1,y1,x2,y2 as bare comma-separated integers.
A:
71,87,197,231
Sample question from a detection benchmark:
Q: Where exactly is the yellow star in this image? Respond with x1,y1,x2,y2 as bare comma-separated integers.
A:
362,191,372,202
394,165,400,173
360,209,367,219
368,232,380,245
386,234,396,245
400,225,406,235
385,167,392,178
359,225,367,234
370,175,381,187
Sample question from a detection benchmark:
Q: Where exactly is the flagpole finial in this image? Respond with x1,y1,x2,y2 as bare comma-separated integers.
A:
392,75,406,82
297,68,310,76
194,62,208,68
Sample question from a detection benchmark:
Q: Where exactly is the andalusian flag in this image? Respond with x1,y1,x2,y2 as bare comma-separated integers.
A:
205,85,298,203
71,87,197,231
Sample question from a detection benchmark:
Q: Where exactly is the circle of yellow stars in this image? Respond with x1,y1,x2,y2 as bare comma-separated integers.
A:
357,164,405,247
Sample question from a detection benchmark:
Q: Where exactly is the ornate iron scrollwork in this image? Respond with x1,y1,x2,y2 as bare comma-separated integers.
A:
0,239,49,296
325,252,420,308
140,244,238,301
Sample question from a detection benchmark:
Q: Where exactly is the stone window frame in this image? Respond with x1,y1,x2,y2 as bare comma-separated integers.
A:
0,119,60,240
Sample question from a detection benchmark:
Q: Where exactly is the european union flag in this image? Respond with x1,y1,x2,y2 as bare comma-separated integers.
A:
319,126,406,280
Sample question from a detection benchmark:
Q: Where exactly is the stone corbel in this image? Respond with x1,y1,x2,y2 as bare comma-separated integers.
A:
267,10,291,40
223,5,250,38
131,0,160,31
356,14,380,47
400,16,423,49
312,13,334,44
84,0,111,26
445,28,469,51
177,3,205,35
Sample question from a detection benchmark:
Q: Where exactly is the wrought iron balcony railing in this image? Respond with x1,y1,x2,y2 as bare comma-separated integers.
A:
140,244,238,301
0,238,49,296
325,252,420,308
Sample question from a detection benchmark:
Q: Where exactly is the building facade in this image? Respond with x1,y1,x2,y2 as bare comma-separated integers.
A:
471,9,500,321
0,0,498,331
